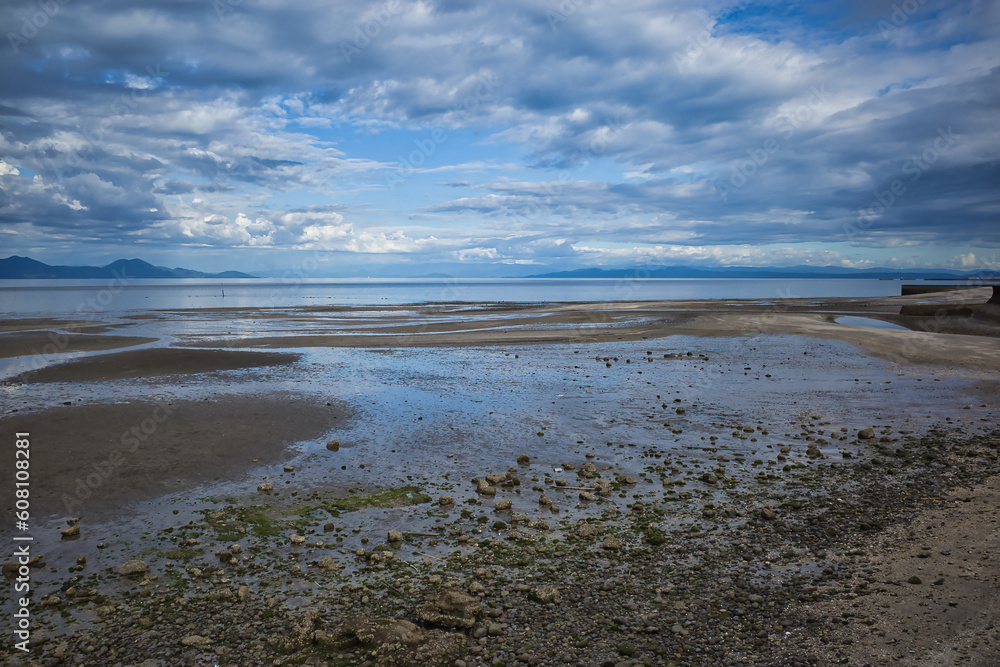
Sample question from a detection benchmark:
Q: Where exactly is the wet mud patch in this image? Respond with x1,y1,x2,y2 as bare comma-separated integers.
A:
5,347,300,383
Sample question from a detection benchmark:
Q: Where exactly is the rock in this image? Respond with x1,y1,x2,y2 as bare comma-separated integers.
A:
858,428,875,440
326,615,467,665
577,523,602,539
760,508,777,521
485,473,506,485
323,522,336,532
517,454,531,465
528,586,561,604
538,493,553,507
326,439,340,451
907,576,922,585
700,472,718,484
494,499,512,511
257,482,274,493
468,581,485,594
117,560,148,576
230,543,242,554
317,556,340,571
388,529,403,542
602,536,624,550
76,554,86,565
476,479,497,496
579,491,596,501
290,534,306,545
591,480,613,496
487,622,504,636
237,585,252,601
283,465,295,472
806,443,821,458
438,495,455,506
66,517,80,526
60,525,80,538
615,474,638,485
181,635,213,647
416,590,483,629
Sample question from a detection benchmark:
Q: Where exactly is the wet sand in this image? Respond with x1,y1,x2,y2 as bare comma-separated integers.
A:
0,331,158,359
6,347,300,383
0,395,345,519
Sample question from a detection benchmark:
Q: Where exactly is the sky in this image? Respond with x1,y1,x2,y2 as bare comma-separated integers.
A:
0,0,998,277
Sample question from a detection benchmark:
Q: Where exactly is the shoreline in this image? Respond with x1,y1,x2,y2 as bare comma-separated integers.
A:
1,292,998,666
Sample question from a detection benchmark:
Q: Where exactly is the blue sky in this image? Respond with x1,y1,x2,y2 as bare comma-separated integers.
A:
1,0,997,276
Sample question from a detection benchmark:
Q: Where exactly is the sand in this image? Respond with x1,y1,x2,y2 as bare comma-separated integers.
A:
0,395,345,519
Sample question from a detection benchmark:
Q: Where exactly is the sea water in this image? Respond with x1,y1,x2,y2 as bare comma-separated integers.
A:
0,277,908,316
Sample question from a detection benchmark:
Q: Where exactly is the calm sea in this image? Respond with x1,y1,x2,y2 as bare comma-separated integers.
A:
0,278,910,317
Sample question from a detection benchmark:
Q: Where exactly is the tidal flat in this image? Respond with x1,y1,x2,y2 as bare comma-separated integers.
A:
1,290,998,666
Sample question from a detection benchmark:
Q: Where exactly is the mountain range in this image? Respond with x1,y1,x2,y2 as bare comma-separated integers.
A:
2,255,996,281
0,256,256,279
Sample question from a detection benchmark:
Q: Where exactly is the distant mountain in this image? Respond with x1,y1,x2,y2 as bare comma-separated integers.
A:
0,256,256,279
525,265,989,280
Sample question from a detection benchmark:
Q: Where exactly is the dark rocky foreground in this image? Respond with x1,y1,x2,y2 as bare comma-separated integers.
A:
3,425,998,667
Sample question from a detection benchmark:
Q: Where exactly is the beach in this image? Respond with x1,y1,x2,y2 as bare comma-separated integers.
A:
1,288,998,666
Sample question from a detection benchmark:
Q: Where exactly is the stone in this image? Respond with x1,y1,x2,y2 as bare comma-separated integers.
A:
528,586,561,604
439,495,455,506
326,439,340,451
591,479,613,496
326,616,467,665
388,529,403,542
317,556,340,571
579,491,596,501
538,493,553,507
60,525,80,538
517,454,531,465
602,536,624,550
257,482,274,493
416,590,483,629
577,523,602,539
290,534,306,545
283,465,295,472
857,428,875,440
760,508,777,521
117,560,148,576
494,499,513,511
181,635,213,647
907,576,922,585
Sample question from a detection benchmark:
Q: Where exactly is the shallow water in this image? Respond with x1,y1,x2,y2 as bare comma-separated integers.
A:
834,315,910,330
